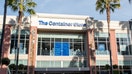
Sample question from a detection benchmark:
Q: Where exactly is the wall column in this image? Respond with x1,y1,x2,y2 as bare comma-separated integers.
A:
27,26,37,74
0,65,8,74
110,29,118,65
86,29,96,74
0,25,11,74
2,25,11,58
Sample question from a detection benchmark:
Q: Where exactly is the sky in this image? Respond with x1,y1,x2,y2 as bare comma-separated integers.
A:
0,0,132,21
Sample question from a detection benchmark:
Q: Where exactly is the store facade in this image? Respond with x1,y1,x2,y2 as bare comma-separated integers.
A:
29,13,92,74
0,13,132,74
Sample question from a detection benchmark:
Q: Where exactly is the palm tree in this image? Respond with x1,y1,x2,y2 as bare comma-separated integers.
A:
96,0,120,74
2,57,11,74
7,0,36,74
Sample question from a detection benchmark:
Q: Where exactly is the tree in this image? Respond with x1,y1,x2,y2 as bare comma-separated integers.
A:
2,57,11,74
96,0,120,74
113,64,119,74
2,57,10,66
9,64,16,74
7,0,37,74
9,64,16,70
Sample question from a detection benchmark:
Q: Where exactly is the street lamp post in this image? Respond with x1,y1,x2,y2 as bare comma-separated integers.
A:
0,0,8,65
129,19,132,45
129,19,132,30
129,19,132,74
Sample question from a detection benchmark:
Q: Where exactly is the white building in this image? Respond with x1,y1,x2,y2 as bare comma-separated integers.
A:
0,13,131,74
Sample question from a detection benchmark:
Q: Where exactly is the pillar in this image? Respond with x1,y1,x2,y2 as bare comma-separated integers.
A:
2,25,11,58
86,29,96,74
110,29,118,65
27,26,37,74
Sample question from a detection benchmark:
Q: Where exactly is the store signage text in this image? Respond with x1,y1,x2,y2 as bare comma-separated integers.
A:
39,20,86,27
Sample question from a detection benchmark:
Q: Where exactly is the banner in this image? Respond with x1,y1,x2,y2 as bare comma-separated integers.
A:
54,42,69,56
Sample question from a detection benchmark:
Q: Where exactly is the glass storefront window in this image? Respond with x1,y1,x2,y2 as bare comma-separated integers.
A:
37,60,87,68
10,30,29,54
37,61,61,68
96,60,110,66
95,32,109,55
116,33,131,55
10,59,27,65
37,33,85,56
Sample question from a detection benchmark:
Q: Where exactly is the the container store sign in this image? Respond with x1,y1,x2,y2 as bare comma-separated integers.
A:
39,20,86,27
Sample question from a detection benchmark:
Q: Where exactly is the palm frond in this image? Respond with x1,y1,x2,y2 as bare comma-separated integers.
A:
99,8,105,14
27,2,37,8
96,0,120,14
27,9,36,15
96,0,107,14
23,5,26,12
110,4,120,9
112,0,120,3
9,4,18,12
110,7,114,12
7,0,37,15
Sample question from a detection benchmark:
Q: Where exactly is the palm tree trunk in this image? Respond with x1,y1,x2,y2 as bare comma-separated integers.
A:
106,5,113,74
15,10,23,74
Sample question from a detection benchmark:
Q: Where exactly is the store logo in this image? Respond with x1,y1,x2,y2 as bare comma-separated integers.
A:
39,20,48,25
39,20,86,27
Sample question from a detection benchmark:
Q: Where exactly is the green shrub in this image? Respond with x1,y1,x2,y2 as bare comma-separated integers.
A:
105,64,110,70
19,64,25,70
2,57,10,66
9,64,16,70
113,64,118,69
